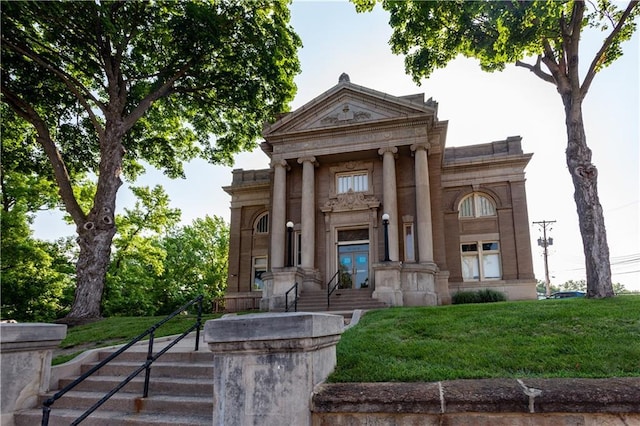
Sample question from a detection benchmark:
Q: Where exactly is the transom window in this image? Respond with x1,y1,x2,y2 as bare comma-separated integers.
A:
461,241,501,281
459,193,496,218
254,212,269,233
337,171,368,193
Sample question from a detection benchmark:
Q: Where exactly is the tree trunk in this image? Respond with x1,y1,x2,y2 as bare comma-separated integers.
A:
65,224,116,322
562,94,614,298
64,126,124,322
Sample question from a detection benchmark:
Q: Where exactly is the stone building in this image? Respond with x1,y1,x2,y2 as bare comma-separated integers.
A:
223,74,537,312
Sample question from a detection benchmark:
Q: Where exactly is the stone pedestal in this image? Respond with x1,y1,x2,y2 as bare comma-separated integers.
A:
204,312,343,426
401,263,438,306
260,268,304,311
372,261,403,306
1,323,67,426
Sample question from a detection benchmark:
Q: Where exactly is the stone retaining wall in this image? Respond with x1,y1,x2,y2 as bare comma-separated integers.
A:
312,379,640,425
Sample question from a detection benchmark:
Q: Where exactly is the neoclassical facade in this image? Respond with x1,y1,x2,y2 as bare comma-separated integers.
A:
223,74,537,311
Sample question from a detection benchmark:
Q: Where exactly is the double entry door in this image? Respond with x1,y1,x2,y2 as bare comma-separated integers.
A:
338,243,369,289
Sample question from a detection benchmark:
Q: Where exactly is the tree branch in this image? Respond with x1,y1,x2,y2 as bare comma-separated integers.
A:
1,38,106,140
1,85,87,225
582,1,639,96
123,60,195,131
515,57,556,85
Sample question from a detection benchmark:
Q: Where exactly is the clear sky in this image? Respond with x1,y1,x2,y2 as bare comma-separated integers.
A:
33,1,640,290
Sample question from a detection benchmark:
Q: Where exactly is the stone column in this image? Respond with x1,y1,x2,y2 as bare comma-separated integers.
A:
1,323,67,425
411,143,434,263
378,147,399,261
205,312,343,426
298,156,316,269
271,160,288,269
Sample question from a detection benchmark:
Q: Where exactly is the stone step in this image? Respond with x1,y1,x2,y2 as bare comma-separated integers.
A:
57,375,213,397
96,349,213,363
290,289,386,313
81,361,213,379
15,408,211,426
38,391,212,417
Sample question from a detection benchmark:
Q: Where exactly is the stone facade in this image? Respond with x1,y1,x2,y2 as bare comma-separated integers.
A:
223,75,537,311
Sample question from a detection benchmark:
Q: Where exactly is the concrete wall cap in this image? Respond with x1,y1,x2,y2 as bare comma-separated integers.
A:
204,312,343,343
0,323,67,348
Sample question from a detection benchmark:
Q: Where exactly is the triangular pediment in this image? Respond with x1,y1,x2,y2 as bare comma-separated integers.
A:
264,79,437,138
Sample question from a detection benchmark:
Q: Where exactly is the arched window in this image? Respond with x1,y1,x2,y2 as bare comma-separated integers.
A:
254,212,269,234
459,193,496,218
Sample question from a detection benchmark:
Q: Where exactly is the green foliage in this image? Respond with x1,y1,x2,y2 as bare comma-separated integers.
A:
536,280,560,295
157,216,229,312
1,211,75,321
560,279,588,292
102,198,229,317
2,0,301,319
331,296,640,382
354,0,638,82
452,289,507,304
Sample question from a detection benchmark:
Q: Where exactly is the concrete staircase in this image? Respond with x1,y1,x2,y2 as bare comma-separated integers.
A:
14,346,213,425
293,288,387,313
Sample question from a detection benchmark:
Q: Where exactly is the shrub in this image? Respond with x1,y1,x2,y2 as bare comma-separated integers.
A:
452,289,506,304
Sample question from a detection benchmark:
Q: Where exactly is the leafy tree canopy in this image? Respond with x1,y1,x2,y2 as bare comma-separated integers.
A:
1,0,301,320
354,0,637,91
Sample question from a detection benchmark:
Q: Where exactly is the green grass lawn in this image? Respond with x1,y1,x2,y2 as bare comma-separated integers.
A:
53,297,640,382
330,296,640,382
53,314,221,365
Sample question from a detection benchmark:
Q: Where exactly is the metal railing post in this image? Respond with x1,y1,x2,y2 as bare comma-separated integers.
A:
143,330,155,398
195,296,202,351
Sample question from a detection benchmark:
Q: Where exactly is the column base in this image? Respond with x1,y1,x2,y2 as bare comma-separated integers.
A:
260,268,304,311
401,263,438,306
372,262,403,306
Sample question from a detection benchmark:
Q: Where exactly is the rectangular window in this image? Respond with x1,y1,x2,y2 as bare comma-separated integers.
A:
404,223,415,262
337,172,368,193
460,241,501,281
252,256,267,291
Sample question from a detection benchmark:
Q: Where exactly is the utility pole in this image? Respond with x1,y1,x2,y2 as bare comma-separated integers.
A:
533,220,556,297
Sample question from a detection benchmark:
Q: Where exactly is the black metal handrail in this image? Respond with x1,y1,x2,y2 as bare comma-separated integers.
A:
327,270,341,309
42,294,204,425
285,282,298,312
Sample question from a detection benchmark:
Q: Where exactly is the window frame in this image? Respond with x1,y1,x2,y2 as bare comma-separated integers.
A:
458,193,497,218
254,212,269,234
336,171,369,194
460,240,501,282
403,223,416,263
251,256,268,291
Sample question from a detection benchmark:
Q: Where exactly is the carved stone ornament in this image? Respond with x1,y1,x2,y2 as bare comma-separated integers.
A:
320,104,372,125
322,190,380,212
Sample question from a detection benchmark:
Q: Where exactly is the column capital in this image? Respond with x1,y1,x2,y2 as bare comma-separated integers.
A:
378,146,398,156
410,142,431,153
297,156,317,166
271,159,290,170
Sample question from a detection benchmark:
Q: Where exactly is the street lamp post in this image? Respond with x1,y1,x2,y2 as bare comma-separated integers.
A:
286,221,294,267
382,213,390,262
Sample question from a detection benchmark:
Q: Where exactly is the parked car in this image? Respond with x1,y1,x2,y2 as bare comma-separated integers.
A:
548,291,586,299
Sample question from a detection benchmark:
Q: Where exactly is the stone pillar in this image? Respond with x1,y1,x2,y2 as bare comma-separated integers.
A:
1,323,67,426
378,147,399,261
298,156,316,269
372,262,403,306
204,312,343,426
411,143,434,263
271,160,289,269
